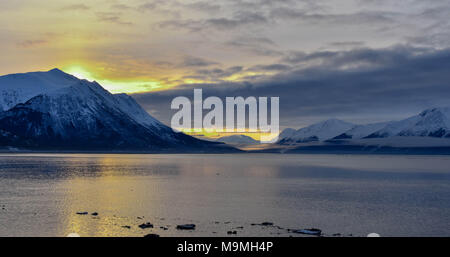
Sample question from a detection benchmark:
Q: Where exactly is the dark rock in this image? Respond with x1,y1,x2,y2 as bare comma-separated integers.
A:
138,222,154,229
144,234,160,238
91,212,98,216
76,212,88,215
252,222,274,226
160,226,168,230
176,224,196,230
291,228,322,236
122,226,131,229
227,231,237,235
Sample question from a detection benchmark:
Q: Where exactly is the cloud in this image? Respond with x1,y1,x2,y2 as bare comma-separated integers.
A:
158,11,269,31
17,39,48,48
96,12,133,26
110,4,132,10
280,46,434,71
132,46,450,128
193,66,244,80
183,1,222,13
269,8,396,25
180,56,219,67
59,4,90,11
328,41,366,48
225,36,282,56
247,64,291,72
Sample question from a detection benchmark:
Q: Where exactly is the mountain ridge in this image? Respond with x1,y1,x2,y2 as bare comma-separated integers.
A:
0,69,237,152
278,106,450,146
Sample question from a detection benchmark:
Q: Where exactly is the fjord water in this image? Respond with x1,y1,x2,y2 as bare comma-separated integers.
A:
0,154,449,237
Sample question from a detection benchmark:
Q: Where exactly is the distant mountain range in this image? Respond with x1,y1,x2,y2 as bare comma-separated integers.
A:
276,107,450,154
214,135,260,145
2,68,449,154
0,69,237,152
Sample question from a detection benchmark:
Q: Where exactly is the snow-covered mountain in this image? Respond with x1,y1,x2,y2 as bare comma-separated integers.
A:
0,68,80,111
278,119,355,144
215,135,260,145
278,107,450,147
366,107,450,138
0,69,236,152
333,121,391,139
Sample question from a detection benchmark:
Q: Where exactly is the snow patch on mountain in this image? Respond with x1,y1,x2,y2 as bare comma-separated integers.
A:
0,68,236,152
113,93,164,129
333,121,391,139
367,107,450,138
0,68,79,111
279,119,355,144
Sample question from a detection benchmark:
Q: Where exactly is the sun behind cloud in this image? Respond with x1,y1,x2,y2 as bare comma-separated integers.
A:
61,65,166,94
62,65,94,81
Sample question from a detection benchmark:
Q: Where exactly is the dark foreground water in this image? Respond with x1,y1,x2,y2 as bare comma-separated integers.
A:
0,153,449,237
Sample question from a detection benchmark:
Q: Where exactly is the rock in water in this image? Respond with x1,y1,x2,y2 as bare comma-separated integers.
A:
138,222,154,229
291,228,322,236
144,234,160,238
176,224,196,230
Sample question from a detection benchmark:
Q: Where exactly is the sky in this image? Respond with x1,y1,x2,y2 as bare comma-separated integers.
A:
1,0,450,131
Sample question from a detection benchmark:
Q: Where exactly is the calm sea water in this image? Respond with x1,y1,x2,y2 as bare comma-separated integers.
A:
0,153,449,237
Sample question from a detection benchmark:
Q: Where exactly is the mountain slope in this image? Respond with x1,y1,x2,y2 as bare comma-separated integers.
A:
0,68,79,111
278,119,355,144
366,107,450,138
215,135,260,145
333,121,391,139
0,69,236,152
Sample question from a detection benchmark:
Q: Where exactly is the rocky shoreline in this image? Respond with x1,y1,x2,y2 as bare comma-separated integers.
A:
73,211,357,237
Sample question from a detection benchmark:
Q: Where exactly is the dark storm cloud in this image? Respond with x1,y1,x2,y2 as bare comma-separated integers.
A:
281,46,434,70
133,46,450,128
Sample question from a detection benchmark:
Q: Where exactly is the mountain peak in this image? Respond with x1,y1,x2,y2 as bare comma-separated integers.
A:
0,68,81,111
278,118,355,144
48,68,64,73
420,106,450,118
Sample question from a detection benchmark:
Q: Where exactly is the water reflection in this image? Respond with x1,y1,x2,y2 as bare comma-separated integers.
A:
0,154,449,237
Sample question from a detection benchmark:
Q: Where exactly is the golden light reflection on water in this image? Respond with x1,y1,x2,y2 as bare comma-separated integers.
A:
58,156,166,237
55,154,282,237
3,154,448,237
